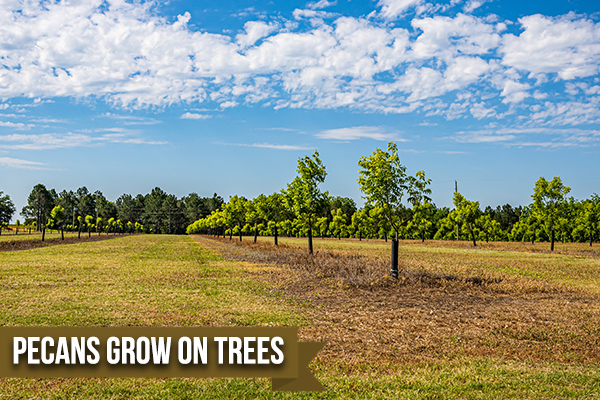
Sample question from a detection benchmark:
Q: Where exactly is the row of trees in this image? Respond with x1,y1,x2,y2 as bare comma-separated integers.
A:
186,143,600,277
0,185,225,237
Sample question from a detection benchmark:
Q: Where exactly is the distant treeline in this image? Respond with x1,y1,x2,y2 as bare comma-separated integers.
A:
0,185,223,235
1,144,598,249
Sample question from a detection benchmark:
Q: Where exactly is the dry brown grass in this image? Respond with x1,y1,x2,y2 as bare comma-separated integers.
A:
193,235,600,371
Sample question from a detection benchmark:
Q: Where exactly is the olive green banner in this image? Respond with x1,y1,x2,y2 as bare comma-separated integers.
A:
0,327,325,391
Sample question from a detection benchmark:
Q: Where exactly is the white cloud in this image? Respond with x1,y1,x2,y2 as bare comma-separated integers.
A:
453,126,600,147
463,0,489,13
0,121,34,130
0,156,47,169
218,142,313,150
316,126,404,141
409,14,502,62
236,21,278,47
249,143,313,150
378,0,423,20
500,14,600,80
453,130,517,143
180,112,212,120
529,98,600,126
101,113,161,125
307,0,336,10
0,1,597,126
0,132,166,150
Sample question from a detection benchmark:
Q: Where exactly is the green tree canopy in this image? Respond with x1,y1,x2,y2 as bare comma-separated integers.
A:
283,151,327,254
532,176,571,251
357,142,408,240
0,191,16,225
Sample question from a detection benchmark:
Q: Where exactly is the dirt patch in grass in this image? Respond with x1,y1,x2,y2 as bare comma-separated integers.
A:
193,235,600,370
0,234,133,252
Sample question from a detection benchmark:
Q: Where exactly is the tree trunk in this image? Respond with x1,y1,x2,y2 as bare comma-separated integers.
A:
421,228,425,243
239,224,242,241
78,225,81,239
308,218,313,255
359,230,362,241
88,227,91,237
61,226,64,240
384,231,387,242
254,226,258,243
274,225,278,246
590,229,593,247
42,227,46,242
469,223,476,247
550,218,555,252
391,238,399,278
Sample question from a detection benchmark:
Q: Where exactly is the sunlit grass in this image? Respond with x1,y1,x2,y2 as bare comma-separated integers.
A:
1,234,599,398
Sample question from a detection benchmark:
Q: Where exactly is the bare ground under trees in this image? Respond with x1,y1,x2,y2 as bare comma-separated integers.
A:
193,235,600,371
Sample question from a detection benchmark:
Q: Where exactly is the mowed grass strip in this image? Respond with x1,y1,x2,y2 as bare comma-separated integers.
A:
0,234,303,327
1,359,599,399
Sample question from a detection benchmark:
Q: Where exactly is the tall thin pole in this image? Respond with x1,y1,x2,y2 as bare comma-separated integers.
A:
455,181,459,241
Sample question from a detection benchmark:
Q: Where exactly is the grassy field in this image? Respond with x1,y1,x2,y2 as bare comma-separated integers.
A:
0,230,80,242
0,234,599,398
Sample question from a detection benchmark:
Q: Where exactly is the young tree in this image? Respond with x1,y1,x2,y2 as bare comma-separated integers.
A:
477,214,504,242
575,195,600,246
246,197,262,243
77,216,82,239
329,208,348,239
85,215,94,237
453,192,481,247
357,142,408,277
96,217,103,236
50,205,65,240
283,151,327,254
351,208,372,240
255,192,287,245
317,216,329,239
532,176,571,251
407,170,433,242
108,217,115,235
222,195,248,241
0,191,16,231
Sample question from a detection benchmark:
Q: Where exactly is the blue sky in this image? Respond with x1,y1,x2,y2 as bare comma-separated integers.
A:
1,0,600,220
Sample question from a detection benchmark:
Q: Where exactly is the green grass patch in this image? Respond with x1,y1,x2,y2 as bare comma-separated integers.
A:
1,235,599,398
0,235,304,327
